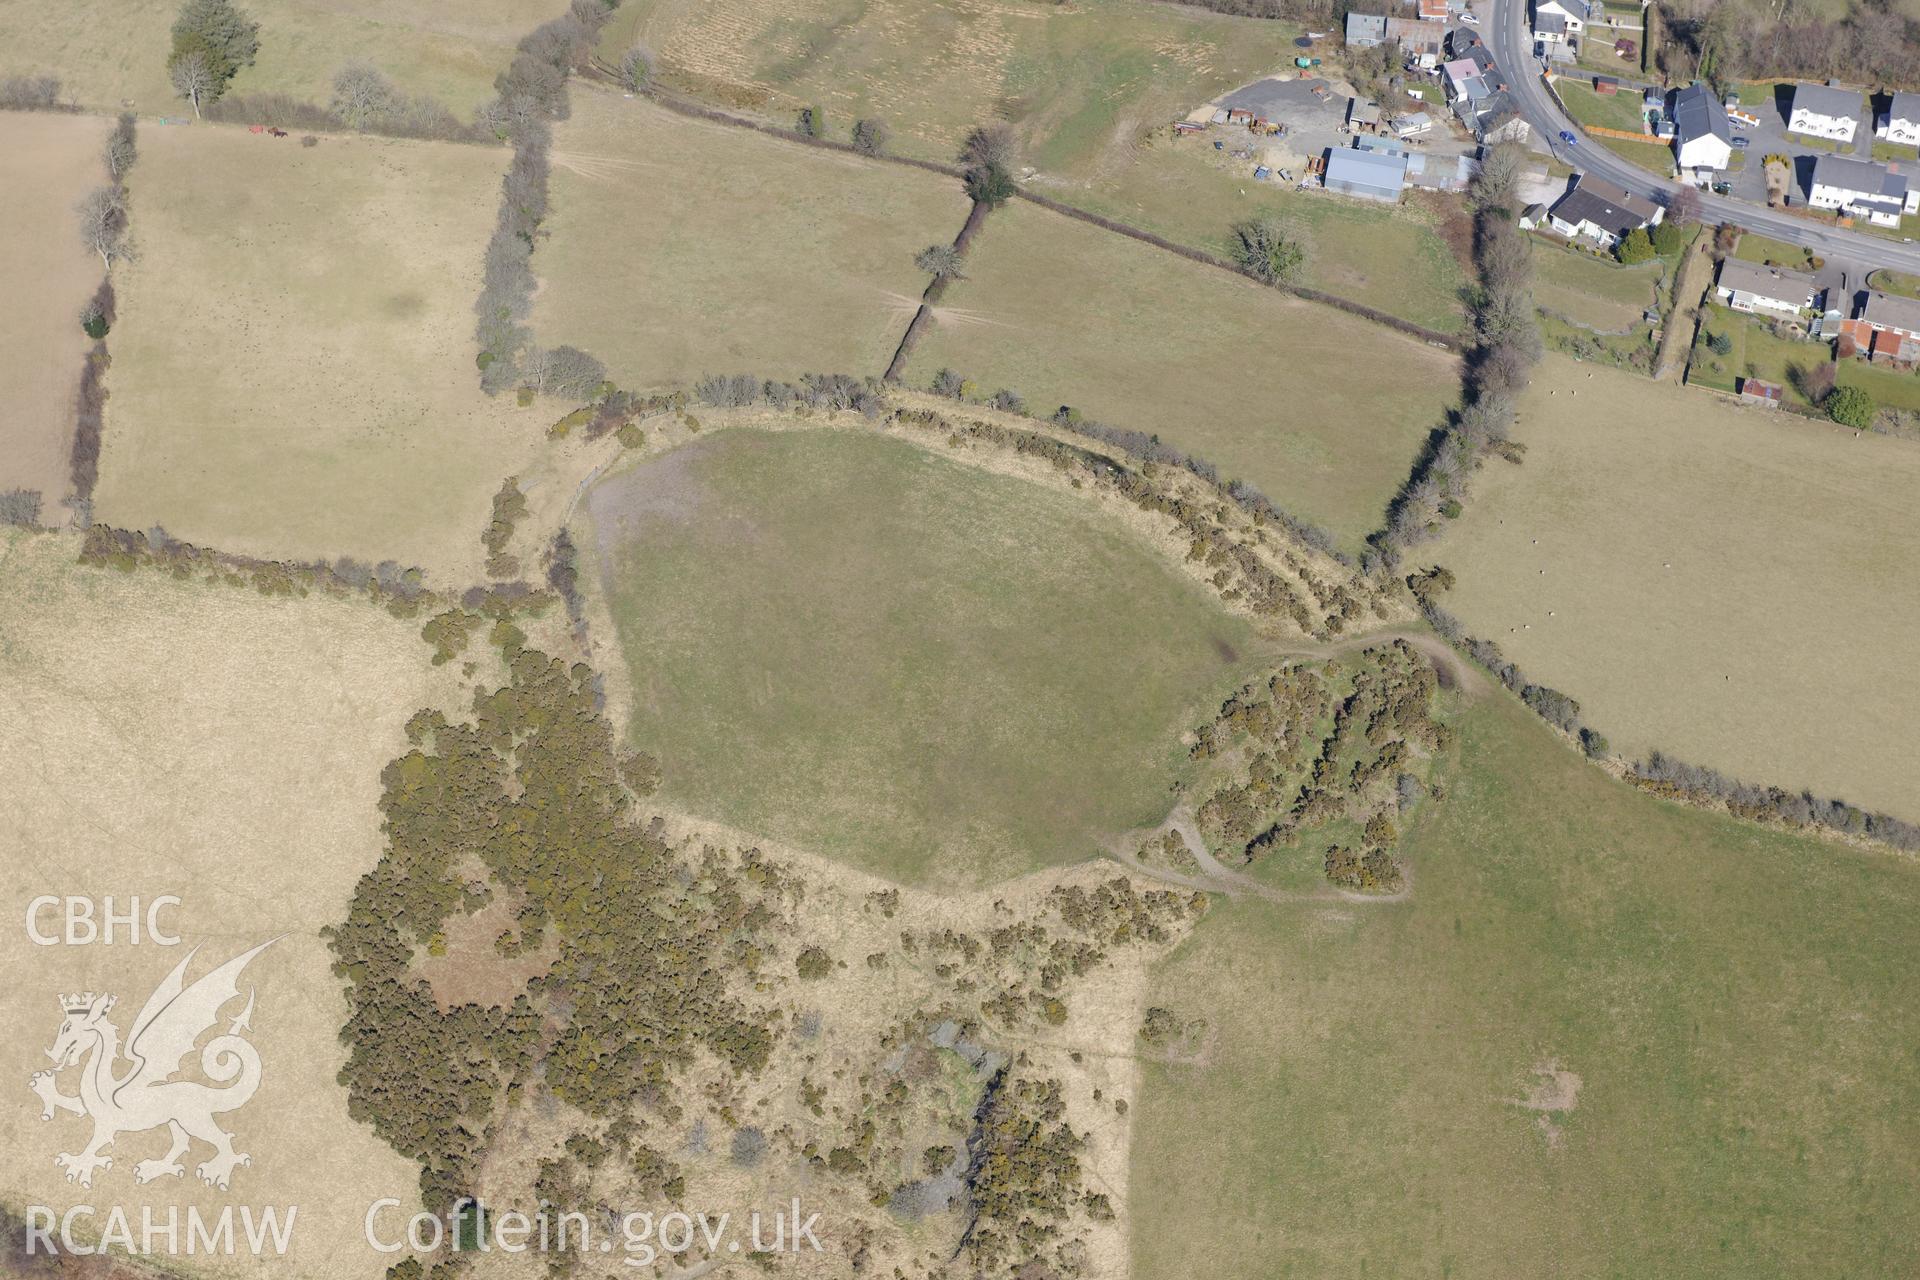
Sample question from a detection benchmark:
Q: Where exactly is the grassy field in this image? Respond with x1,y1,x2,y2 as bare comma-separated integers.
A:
0,113,108,519
1132,688,1920,1278
1687,301,1825,398
1042,138,1470,335
0,0,547,115
581,426,1274,888
534,87,968,389
1532,238,1664,330
598,0,1300,178
96,124,541,582
1559,79,1650,133
0,530,471,1277
1434,354,1920,820
1735,230,1821,270
907,199,1460,551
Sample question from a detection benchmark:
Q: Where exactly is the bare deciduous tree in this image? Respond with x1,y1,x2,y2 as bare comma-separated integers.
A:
914,243,965,280
851,116,889,156
168,49,217,117
103,112,138,178
330,60,401,129
76,186,130,271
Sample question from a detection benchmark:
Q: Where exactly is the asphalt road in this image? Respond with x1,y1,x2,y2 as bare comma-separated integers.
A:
1486,0,1920,276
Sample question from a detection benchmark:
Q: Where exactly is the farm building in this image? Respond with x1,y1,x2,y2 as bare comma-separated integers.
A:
1788,81,1862,143
1348,98,1383,132
1738,378,1784,407
1323,146,1409,202
1346,12,1387,46
1548,173,1663,247
1386,17,1444,62
1876,91,1920,147
1714,259,1817,318
1806,154,1917,227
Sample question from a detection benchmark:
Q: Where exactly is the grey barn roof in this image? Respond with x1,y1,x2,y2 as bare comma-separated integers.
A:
1672,84,1732,146
1325,146,1408,196
1792,82,1862,122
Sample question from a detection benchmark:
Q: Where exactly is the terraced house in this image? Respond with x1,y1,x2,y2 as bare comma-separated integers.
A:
1806,154,1917,228
1877,91,1920,147
1788,81,1863,143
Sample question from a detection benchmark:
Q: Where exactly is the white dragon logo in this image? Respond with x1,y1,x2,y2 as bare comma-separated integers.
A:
28,939,279,1191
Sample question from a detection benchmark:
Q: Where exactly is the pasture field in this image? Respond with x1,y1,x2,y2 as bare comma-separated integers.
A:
1132,690,1920,1278
907,199,1460,551
0,529,471,1277
580,426,1274,888
0,112,107,518
0,0,546,115
1049,139,1471,335
1531,238,1664,330
598,0,1299,178
534,88,969,389
1434,355,1920,819
96,124,541,583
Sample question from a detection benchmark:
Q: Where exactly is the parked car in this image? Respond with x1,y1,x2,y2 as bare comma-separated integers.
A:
1461,10,1481,24
1732,135,1749,149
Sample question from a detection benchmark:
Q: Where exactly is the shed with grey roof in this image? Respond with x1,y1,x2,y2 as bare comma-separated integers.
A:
1323,146,1408,201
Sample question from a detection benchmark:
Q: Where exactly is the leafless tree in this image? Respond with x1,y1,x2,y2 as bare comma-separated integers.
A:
169,49,217,117
330,61,401,129
103,112,138,178
76,186,130,271
529,345,606,399
915,244,965,280
959,122,1017,172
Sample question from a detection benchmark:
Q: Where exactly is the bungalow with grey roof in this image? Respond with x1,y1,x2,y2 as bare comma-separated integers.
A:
1714,259,1817,318
1548,173,1663,247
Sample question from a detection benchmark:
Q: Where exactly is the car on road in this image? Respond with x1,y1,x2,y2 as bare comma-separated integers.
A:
1559,129,1577,145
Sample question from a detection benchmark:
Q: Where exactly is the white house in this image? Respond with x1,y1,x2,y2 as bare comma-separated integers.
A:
1532,10,1569,44
1671,84,1733,177
1714,259,1816,319
1788,81,1862,143
1533,0,1588,35
1548,173,1663,248
1807,154,1918,227
1876,90,1920,147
